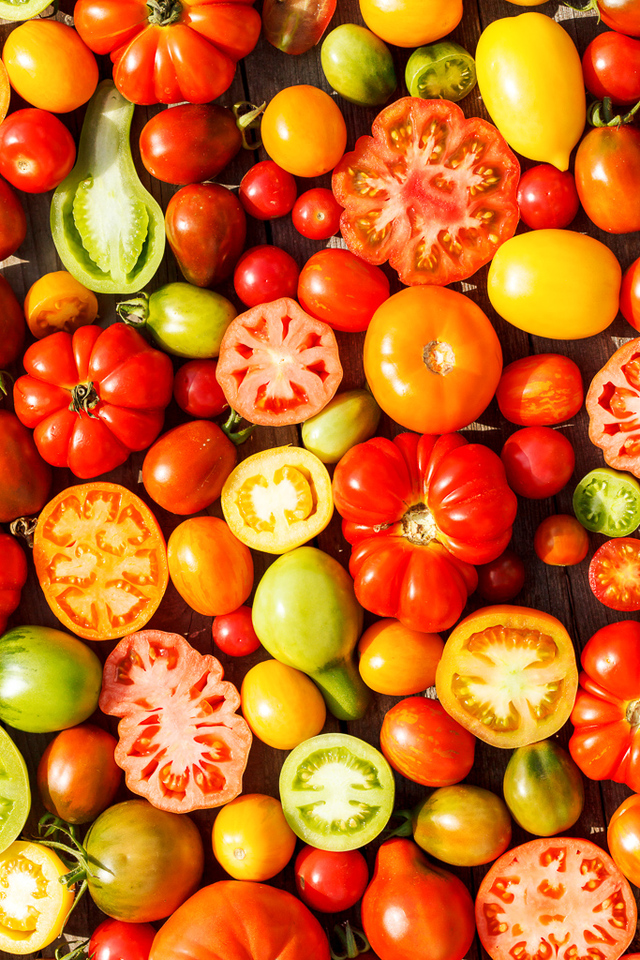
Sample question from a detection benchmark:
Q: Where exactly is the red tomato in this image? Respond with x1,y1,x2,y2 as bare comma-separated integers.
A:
216,298,343,427
173,359,228,419
89,918,156,960
139,104,242,185
294,846,369,913
233,245,300,308
380,697,476,787
13,324,174,480
212,606,261,657
591,0,640,36
496,353,584,426
0,176,27,261
0,275,25,368
586,337,640,473
621,256,640,330
0,109,76,194
238,161,297,220
500,426,575,499
608,794,640,887
332,97,520,286
476,548,525,603
292,187,343,240
100,629,252,813
588,537,640,610
74,0,261,105
0,533,27,635
37,723,122,824
476,838,637,960
0,410,52,523
262,0,336,54
575,122,640,234
333,432,517,633
516,163,580,230
165,183,247,288
582,32,640,104
570,620,640,791
534,514,589,566
297,249,390,333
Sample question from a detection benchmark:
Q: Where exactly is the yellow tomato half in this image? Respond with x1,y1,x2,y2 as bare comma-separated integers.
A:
487,230,621,340
240,659,326,750
24,271,98,339
0,841,74,954
358,619,444,696
358,0,462,48
212,794,297,881
475,13,585,170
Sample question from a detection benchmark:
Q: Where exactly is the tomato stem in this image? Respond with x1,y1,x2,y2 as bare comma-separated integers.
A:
70,381,101,418
221,408,256,445
233,101,266,150
146,0,183,26
588,96,640,127
9,516,38,548
561,0,600,19
382,808,414,840
0,370,13,398
116,293,150,327
330,921,371,959
627,698,640,727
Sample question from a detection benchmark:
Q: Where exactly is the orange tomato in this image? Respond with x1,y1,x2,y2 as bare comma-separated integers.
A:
261,85,347,178
24,271,98,339
608,793,640,887
357,619,443,696
496,353,583,426
212,794,297,881
358,0,462,47
240,660,326,750
533,514,590,567
0,62,10,126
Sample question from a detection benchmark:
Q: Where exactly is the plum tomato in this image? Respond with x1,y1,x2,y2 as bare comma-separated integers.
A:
573,467,640,537
357,618,444,696
501,426,575,499
89,918,156,960
212,794,296,881
496,352,583,426
297,248,390,332
294,846,369,912
0,109,76,194
212,605,261,658
320,24,396,106
301,389,381,464
238,161,297,220
588,537,640,611
173,359,228,418
240,660,326,750
582,32,640,106
476,548,525,603
292,187,343,239
233,245,300,308
261,85,347,178
503,740,584,837
534,514,589,566
516,164,580,230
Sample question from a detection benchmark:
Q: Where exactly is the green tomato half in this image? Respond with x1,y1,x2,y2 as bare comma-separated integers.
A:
0,0,53,18
573,467,640,537
280,733,395,851
503,740,584,837
301,389,381,464
0,727,30,854
405,40,476,102
321,24,396,106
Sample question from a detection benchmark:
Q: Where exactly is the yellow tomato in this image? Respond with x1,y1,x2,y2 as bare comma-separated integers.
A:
0,62,9,127
261,85,347,177
212,794,297,881
475,13,585,170
487,230,621,340
358,619,444,696
0,841,74,954
240,659,326,750
358,0,462,47
24,271,98,339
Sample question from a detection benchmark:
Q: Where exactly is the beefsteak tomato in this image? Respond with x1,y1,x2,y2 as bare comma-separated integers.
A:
13,323,173,479
100,630,252,813
332,431,517,633
332,97,520,286
586,337,640,476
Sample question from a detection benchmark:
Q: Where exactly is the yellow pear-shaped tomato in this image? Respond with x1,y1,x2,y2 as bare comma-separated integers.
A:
358,0,462,48
487,230,621,340
475,13,585,170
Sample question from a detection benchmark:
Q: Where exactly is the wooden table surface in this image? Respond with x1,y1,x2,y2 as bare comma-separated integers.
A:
1,0,639,956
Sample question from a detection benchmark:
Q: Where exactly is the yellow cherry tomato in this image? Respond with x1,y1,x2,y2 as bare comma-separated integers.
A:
358,619,444,696
475,13,585,171
358,0,462,47
212,793,297,881
261,85,347,178
24,271,99,339
0,841,74,954
240,659,326,750
487,230,621,340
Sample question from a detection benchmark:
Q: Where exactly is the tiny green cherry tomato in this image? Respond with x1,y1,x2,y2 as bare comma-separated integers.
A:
573,467,640,537
301,389,381,464
321,24,396,106
503,740,584,837
405,40,476,102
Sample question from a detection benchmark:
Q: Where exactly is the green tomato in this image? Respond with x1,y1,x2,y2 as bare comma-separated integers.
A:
405,40,476,102
0,727,30,854
0,625,102,733
573,467,640,537
503,740,584,837
301,389,381,464
321,24,396,106
280,733,395,851
117,282,237,358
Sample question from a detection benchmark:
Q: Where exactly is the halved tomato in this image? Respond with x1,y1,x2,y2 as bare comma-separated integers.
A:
435,605,578,748
586,337,640,477
215,298,342,426
588,538,640,611
100,630,252,814
0,841,74,955
332,97,520,286
221,446,333,554
33,483,168,642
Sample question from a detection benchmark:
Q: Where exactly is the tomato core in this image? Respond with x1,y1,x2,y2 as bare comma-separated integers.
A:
627,699,640,726
146,0,183,26
0,853,48,931
424,339,455,376
70,381,99,415
402,502,438,544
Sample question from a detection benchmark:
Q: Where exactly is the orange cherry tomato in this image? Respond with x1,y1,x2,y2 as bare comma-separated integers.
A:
357,619,444,696
24,271,98,339
261,85,347,178
534,514,590,566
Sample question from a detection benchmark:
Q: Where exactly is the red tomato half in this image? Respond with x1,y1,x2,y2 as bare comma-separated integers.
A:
496,353,583,426
297,249,390,332
500,426,575,499
589,538,640,611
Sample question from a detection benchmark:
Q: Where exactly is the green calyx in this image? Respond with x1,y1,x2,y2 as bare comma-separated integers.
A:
588,96,640,127
146,0,182,25
330,921,371,960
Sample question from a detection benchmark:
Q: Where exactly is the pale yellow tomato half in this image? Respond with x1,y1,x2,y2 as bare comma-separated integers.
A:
212,793,297,881
0,841,74,954
358,619,444,695
241,659,326,750
358,0,462,48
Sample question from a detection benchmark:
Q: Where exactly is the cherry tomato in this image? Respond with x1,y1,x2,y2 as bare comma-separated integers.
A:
297,248,390,332
292,187,343,239
582,32,640,105
476,548,525,603
501,426,575,499
261,85,347,178
294,846,369,913
516,164,580,230
621,255,640,330
89,918,156,960
0,109,76,194
238,161,297,220
589,538,640,611
0,176,27,261
173,359,228,419
212,605,261,657
534,514,590,566
233,245,300,307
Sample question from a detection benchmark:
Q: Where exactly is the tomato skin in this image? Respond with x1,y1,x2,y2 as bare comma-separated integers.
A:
476,548,525,603
298,249,390,333
410,784,512,867
262,0,336,54
621,255,640,330
516,164,580,230
233,245,300,308
357,618,443,696
380,697,475,787
139,104,242,185
575,125,640,234
321,24,396,106
0,109,76,194
212,605,261,657
238,161,297,220
0,275,25,368
496,353,583,426
294,846,369,913
503,740,584,837
534,514,590,566
596,0,640,36
173,359,228,419
0,534,27,636
292,187,343,240
24,271,98,340
582,32,640,104
608,794,640,887
261,85,347,178
89,919,156,960
240,659,326,749
358,0,462,47
165,184,247,288
37,723,122,824
0,410,52,524
0,176,27,262
501,426,575,499
588,537,640,611
212,794,296,881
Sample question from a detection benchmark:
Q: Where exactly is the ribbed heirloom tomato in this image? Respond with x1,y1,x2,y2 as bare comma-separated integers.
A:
587,337,640,475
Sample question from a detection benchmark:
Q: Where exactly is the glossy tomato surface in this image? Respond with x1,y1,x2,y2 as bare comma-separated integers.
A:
476,548,525,603
212,606,261,657
516,163,580,230
139,103,242,185
575,124,640,234
298,248,389,333
292,187,342,239
37,723,121,824
501,426,575,499
240,659,326,749
294,846,369,913
0,179,26,268
357,618,444,696
0,109,76,194
233,245,300,307
238,161,297,219
533,514,590,566
0,409,51,523
496,353,583,426
503,740,584,837
608,794,640,887
582,31,640,104
0,275,24,366
89,919,156,960
212,793,296,881
261,85,347,177
173,359,228,418
410,784,512,866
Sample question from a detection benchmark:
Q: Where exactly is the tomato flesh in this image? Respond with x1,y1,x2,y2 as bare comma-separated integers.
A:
589,537,640,611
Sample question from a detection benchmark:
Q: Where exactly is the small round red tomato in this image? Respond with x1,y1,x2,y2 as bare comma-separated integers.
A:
501,426,575,499
0,176,27,261
0,109,76,194
476,548,525,603
239,161,297,220
534,514,589,566
608,794,640,887
261,84,347,178
173,359,228,418
589,537,640,611
292,187,343,239
212,605,261,657
582,32,640,105
496,353,584,426
233,245,300,307
379,696,475,787
298,248,390,332
89,918,156,960
516,164,580,230
621,255,640,331
294,845,369,913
